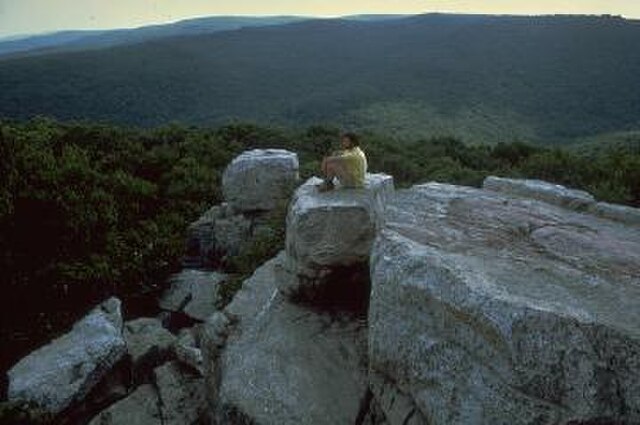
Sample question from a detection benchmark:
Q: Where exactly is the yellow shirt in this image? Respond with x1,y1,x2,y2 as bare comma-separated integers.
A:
338,146,367,188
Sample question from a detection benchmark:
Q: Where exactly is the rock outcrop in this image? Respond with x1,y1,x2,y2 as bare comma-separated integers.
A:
202,253,369,425
484,176,640,225
7,297,127,415
368,179,640,425
185,149,299,268
10,143,638,425
198,170,396,424
280,173,394,296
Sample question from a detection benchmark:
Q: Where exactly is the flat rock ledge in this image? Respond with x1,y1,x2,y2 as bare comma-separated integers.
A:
280,173,394,296
7,297,127,415
483,175,640,225
369,181,640,425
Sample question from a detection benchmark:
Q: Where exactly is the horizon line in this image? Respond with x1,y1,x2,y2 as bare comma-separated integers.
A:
1,11,637,41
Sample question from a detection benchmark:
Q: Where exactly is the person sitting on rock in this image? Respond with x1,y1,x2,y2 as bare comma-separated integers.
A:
317,132,368,192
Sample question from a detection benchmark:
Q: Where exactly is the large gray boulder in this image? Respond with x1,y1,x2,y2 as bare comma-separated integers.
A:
222,149,299,212
159,270,226,321
283,173,393,289
7,297,127,415
369,182,640,425
202,253,369,425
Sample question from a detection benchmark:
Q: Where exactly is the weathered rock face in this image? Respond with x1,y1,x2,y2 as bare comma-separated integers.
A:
282,173,394,294
202,253,369,425
154,361,209,425
590,201,640,225
369,181,640,425
89,361,208,425
159,269,227,321
87,384,162,425
185,203,254,267
7,297,127,415
124,317,176,381
173,327,204,376
222,149,299,212
484,175,640,226
483,176,596,210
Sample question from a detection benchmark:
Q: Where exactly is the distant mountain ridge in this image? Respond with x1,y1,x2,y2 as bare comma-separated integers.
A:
0,14,409,57
0,16,309,57
1,13,639,144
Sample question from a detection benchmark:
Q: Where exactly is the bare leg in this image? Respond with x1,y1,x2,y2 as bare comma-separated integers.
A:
318,157,339,192
324,159,352,186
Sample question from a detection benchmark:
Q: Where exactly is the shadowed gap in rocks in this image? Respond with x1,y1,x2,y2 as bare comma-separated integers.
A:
289,262,371,324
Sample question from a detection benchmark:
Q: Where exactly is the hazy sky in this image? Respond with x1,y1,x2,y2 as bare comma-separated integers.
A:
1,0,639,38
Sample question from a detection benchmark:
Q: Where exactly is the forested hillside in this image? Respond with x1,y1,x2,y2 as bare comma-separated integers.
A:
1,118,639,383
1,14,639,144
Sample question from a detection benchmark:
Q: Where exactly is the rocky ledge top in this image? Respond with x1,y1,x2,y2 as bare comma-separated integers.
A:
383,179,640,336
369,176,640,424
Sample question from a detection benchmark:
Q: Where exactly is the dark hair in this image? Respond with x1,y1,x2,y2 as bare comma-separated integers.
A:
342,132,359,146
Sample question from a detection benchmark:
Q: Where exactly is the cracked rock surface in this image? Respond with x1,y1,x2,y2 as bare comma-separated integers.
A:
369,181,640,425
204,253,369,425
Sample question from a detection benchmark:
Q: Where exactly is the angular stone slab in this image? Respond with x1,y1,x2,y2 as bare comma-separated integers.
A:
222,149,299,212
154,361,208,425
173,327,204,376
159,270,226,321
124,317,175,378
7,297,126,415
591,201,640,226
369,182,640,425
483,175,595,211
87,384,162,425
284,173,393,282
204,253,369,425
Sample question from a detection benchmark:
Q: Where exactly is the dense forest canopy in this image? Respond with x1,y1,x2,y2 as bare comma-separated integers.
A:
1,118,639,385
1,14,639,144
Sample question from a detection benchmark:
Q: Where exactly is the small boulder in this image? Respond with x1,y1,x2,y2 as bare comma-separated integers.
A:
173,327,204,376
7,297,126,415
159,270,226,321
222,149,299,212
123,317,176,380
